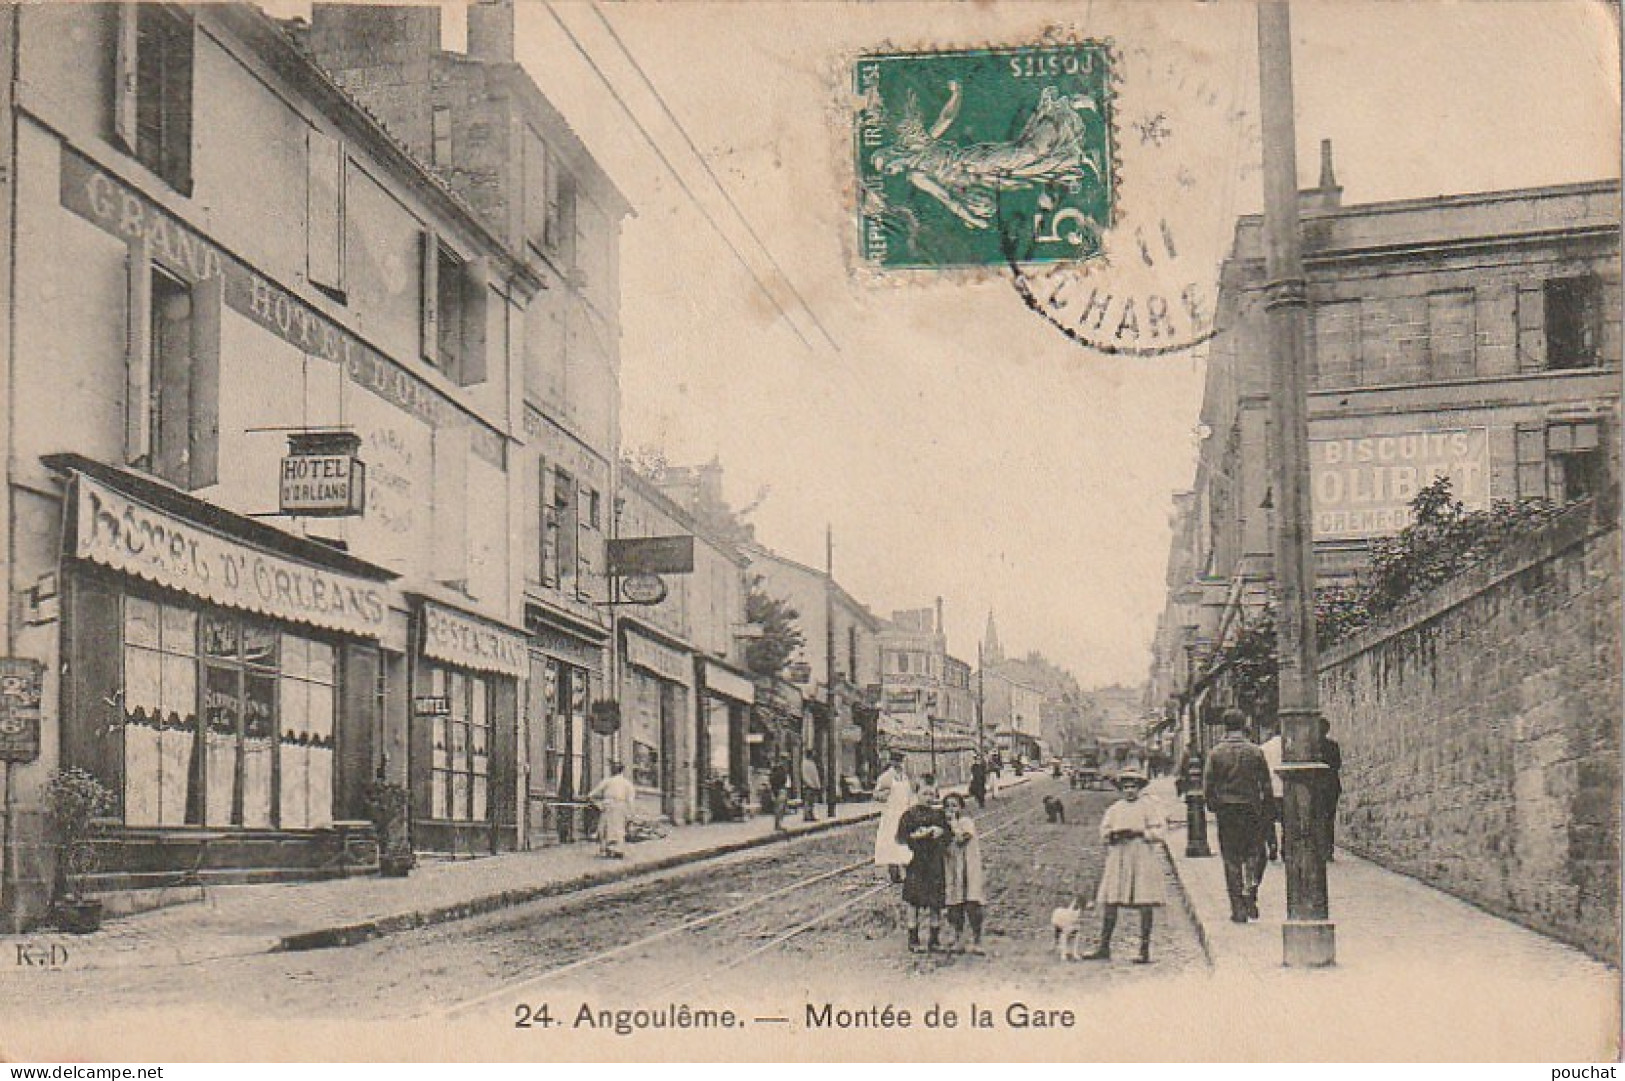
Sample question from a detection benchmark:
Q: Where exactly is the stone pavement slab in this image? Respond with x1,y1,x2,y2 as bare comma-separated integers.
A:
1147,777,1621,1060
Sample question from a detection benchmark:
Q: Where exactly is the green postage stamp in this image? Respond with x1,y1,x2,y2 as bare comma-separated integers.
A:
855,44,1117,271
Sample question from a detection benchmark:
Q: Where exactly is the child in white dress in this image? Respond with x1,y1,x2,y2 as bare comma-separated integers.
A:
1081,768,1165,964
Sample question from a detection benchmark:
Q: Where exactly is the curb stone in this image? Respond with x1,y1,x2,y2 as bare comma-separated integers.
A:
275,807,884,952
1156,837,1214,968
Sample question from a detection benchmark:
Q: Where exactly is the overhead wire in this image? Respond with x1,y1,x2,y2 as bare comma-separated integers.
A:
587,2,843,355
540,0,816,352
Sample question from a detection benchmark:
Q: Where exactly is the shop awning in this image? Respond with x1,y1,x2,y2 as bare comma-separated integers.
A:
624,627,692,685
50,455,396,639
701,659,755,704
417,597,528,678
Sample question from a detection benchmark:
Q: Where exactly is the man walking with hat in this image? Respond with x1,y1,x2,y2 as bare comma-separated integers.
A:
1203,709,1273,922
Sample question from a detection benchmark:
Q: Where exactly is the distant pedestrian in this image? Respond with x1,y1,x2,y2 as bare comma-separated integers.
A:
1258,720,1284,867
1080,768,1165,964
768,755,791,832
941,793,986,953
987,752,1003,799
872,752,913,882
1202,709,1272,923
801,752,823,822
1313,718,1343,862
587,762,635,860
896,780,950,952
969,757,988,809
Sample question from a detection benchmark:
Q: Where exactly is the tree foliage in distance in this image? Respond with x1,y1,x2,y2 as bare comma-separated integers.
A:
744,580,805,678
1210,476,1574,717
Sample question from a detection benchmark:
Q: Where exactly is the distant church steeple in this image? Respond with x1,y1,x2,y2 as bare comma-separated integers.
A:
983,610,1003,665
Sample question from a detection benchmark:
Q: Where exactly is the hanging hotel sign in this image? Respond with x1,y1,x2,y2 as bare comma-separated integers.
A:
72,474,388,638
1311,428,1490,540
0,658,44,763
420,601,528,679
280,432,366,517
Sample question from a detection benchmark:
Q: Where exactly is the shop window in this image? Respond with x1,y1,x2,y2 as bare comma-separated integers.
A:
1545,277,1603,370
306,128,346,299
419,233,488,386
542,660,586,796
125,258,221,490
120,596,335,829
114,3,193,196
428,666,491,823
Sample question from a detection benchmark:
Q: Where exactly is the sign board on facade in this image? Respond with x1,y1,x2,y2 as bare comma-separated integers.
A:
1311,428,1490,540
785,661,812,684
280,452,366,518
588,699,622,736
608,536,695,576
0,658,44,763
413,695,451,716
623,629,692,685
702,661,757,705
72,473,389,638
619,574,668,606
420,601,528,679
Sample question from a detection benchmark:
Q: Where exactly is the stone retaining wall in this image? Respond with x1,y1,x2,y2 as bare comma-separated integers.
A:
1320,503,1621,963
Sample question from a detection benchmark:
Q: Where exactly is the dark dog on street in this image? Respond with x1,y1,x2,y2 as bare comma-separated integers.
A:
1043,795,1066,823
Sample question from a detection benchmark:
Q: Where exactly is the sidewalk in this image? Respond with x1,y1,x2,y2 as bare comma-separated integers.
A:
2,799,885,971
1149,777,1621,1059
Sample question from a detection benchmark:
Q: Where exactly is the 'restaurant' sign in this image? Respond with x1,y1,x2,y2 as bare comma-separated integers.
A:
1311,428,1490,540
73,474,388,638
0,658,44,763
421,601,528,678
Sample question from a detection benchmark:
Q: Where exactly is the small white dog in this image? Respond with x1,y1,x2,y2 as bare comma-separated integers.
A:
1051,900,1087,960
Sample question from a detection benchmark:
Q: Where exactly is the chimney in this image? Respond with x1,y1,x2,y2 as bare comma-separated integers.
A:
1302,138,1343,212
467,0,515,63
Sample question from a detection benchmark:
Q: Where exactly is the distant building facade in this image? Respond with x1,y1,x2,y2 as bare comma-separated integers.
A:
1149,150,1621,743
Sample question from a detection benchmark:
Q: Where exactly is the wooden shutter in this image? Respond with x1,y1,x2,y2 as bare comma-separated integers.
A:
489,677,519,848
124,236,152,465
62,574,127,818
307,128,344,292
336,643,380,821
112,2,139,153
458,257,491,386
419,230,439,365
1515,422,1547,500
188,274,222,489
1516,283,1546,372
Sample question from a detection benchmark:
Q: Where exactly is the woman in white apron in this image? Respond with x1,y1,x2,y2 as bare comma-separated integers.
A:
872,752,914,881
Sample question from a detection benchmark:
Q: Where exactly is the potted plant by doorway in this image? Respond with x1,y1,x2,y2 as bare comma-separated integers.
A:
46,767,114,933
364,779,414,877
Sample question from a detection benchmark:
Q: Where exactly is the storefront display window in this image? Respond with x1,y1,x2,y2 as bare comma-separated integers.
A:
121,595,337,829
427,665,492,822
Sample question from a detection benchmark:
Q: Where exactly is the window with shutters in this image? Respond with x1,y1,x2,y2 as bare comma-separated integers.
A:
126,253,221,491
1517,420,1607,503
1426,289,1476,380
114,4,194,196
420,234,489,385
555,467,578,594
1545,276,1603,370
431,106,452,168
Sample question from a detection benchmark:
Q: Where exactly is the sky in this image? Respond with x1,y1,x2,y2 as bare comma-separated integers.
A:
285,1,1622,691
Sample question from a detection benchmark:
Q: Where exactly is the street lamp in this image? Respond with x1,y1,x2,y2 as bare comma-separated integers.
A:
1182,642,1212,858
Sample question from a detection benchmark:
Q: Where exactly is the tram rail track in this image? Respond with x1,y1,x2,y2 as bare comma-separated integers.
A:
439,781,1052,1018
